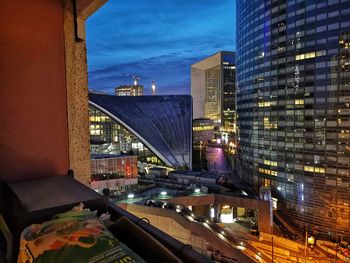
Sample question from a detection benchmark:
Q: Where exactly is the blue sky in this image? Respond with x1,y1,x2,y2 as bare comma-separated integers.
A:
86,0,236,95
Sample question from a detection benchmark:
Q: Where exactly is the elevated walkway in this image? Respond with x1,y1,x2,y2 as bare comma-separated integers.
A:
168,194,273,234
119,203,261,262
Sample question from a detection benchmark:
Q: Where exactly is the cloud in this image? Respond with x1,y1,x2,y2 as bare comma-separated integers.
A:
86,0,236,94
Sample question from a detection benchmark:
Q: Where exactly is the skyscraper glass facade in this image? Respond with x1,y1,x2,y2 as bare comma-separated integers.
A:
222,53,236,131
236,0,350,240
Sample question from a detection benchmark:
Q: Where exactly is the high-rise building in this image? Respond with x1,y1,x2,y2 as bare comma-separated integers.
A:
191,51,236,131
236,1,350,240
115,85,143,96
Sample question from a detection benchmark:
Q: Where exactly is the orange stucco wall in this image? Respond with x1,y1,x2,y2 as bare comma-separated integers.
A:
0,0,69,181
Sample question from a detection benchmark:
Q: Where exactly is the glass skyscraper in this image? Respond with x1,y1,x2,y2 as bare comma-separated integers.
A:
236,0,350,240
223,53,237,132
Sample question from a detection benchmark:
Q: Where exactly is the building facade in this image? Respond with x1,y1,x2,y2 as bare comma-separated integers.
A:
236,0,350,240
89,94,192,169
90,154,138,192
115,85,143,96
193,118,215,144
89,105,165,165
191,51,236,131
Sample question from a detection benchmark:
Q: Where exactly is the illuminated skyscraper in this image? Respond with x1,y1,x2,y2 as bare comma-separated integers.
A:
191,51,236,131
236,0,350,240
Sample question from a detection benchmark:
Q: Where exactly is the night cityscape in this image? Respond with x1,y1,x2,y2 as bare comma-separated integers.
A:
1,1,350,263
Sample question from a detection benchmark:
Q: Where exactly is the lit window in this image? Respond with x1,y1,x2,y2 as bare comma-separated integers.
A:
264,160,278,166
258,101,272,107
193,125,214,131
295,51,320,61
258,167,277,176
304,166,325,173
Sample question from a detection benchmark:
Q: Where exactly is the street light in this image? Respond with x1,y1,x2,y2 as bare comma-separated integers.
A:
152,80,156,95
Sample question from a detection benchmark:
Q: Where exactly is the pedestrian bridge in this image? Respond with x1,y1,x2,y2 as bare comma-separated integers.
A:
168,194,273,234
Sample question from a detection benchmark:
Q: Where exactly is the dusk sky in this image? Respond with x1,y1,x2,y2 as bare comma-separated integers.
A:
86,0,236,95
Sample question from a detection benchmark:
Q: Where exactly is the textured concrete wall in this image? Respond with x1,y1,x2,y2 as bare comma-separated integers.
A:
191,52,222,120
133,211,192,245
63,0,91,184
192,204,211,218
0,0,69,181
124,205,193,244
191,67,206,119
122,204,207,252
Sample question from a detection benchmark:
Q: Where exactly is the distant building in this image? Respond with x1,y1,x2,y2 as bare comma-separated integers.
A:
193,118,214,143
191,51,236,131
115,85,143,96
89,94,192,169
90,154,138,192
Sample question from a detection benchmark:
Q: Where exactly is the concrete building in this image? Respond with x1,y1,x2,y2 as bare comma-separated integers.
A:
115,85,143,96
236,0,350,240
191,51,236,131
89,93,193,169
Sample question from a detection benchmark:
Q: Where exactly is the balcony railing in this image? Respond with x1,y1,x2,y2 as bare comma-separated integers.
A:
0,175,211,263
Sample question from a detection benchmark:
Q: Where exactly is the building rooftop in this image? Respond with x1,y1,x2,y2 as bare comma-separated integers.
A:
191,51,235,69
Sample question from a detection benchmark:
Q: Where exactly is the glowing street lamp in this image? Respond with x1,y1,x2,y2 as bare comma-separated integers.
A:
152,80,156,95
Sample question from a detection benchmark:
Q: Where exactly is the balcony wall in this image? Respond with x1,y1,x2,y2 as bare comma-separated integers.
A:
0,0,91,183
0,0,69,181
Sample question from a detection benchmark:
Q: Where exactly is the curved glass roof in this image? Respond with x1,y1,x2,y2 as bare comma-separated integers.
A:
89,94,192,168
